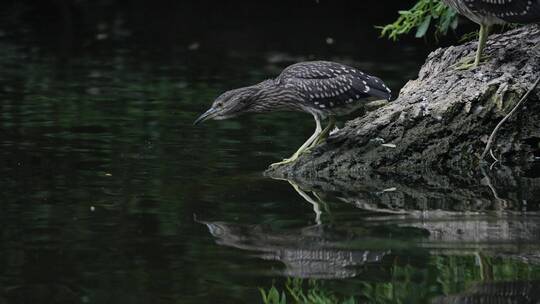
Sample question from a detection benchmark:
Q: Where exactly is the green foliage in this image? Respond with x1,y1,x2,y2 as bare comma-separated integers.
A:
259,279,356,304
379,0,458,40
259,254,540,304
260,286,287,304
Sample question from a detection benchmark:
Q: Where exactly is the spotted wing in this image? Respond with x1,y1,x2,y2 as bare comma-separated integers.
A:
276,61,391,110
465,0,540,23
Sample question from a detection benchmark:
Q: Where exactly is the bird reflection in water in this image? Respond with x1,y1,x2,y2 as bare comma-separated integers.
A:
280,178,327,225
197,218,387,279
199,172,540,301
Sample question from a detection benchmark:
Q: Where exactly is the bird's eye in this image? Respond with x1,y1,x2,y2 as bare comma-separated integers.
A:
216,102,223,108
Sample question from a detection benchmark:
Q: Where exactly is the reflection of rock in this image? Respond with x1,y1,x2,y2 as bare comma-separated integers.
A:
261,174,540,264
405,216,540,243
400,215,540,263
201,221,387,279
432,281,540,304
267,165,540,208
268,165,540,245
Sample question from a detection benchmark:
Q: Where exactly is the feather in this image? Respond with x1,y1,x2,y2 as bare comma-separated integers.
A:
276,61,391,113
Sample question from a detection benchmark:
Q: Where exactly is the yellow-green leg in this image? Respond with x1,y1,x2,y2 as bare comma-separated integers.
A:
475,24,489,67
309,116,335,149
287,180,322,225
455,24,490,70
270,113,322,167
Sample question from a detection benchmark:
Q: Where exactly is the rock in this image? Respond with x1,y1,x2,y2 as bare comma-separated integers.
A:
267,25,540,178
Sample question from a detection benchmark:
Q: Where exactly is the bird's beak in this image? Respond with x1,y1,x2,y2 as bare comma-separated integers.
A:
193,107,218,125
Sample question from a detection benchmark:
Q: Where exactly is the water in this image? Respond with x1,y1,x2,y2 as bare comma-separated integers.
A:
2,10,540,303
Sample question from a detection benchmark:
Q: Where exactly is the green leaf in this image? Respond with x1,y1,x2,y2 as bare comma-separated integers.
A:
269,287,280,303
259,288,269,304
415,15,432,38
343,297,357,304
451,14,459,29
378,0,459,41
280,292,287,304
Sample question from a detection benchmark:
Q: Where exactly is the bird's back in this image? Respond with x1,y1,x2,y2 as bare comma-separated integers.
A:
276,61,391,116
444,0,540,24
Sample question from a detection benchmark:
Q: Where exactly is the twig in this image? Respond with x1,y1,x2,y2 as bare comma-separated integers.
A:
486,147,500,170
489,155,499,170
480,166,507,205
489,149,499,163
480,75,540,160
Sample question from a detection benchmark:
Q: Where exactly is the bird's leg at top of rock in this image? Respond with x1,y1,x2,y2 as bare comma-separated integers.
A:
454,54,490,70
454,24,491,70
270,113,323,167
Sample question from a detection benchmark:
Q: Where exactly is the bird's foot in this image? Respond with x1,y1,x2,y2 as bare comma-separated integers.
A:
269,156,297,167
452,55,489,70
270,148,309,167
454,61,478,70
455,63,475,70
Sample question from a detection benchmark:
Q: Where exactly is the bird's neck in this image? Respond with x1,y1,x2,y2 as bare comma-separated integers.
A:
252,79,280,100
248,79,303,112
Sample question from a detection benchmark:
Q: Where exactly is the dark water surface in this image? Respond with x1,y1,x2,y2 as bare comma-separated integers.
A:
2,6,540,303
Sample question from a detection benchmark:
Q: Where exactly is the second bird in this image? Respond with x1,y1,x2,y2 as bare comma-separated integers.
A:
194,61,391,167
442,0,540,68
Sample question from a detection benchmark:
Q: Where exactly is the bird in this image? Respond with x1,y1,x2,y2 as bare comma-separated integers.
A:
193,61,392,167
441,0,540,69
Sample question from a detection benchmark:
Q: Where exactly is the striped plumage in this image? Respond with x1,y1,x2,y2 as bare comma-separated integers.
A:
194,61,391,166
276,61,391,117
441,0,540,68
443,0,540,24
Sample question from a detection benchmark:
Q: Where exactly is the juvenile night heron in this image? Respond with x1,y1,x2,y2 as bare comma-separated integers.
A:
194,61,391,167
442,0,540,68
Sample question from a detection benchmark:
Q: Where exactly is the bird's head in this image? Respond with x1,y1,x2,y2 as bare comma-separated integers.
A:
193,80,274,125
193,86,260,125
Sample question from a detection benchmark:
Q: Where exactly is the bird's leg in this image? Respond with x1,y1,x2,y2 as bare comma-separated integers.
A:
475,24,490,67
287,180,322,225
270,114,322,167
455,24,490,70
308,116,336,149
